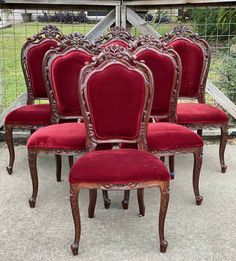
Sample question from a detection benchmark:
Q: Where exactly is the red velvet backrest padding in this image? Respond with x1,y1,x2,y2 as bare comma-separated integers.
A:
100,39,129,48
136,49,176,117
51,50,92,116
166,39,204,98
27,39,58,98
86,64,146,140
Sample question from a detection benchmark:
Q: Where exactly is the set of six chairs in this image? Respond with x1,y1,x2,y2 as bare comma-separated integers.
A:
4,25,229,255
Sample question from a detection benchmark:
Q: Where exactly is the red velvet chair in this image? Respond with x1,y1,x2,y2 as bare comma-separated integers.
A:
27,33,94,208
119,35,204,208
92,26,134,207
94,26,134,49
4,25,63,175
161,25,229,173
69,45,170,255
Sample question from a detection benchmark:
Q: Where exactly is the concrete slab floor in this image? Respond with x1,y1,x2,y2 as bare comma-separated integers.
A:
0,144,235,261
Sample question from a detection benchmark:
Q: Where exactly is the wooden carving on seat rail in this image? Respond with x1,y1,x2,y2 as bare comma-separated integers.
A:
132,34,182,122
161,25,211,103
21,25,64,105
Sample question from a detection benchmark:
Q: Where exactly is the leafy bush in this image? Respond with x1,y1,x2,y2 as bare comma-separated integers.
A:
216,52,236,103
187,8,236,43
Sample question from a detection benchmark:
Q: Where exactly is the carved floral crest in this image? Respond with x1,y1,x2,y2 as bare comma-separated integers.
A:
59,32,92,51
163,25,200,41
95,26,134,47
93,44,136,65
28,24,63,42
133,34,167,50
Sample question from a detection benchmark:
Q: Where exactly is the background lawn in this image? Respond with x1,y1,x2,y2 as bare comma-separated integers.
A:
0,21,234,111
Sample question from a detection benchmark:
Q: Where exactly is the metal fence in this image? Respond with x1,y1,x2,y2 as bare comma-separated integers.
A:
0,4,236,125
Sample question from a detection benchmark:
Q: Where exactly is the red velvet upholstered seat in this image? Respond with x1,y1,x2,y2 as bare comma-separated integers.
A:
147,123,203,151
5,104,51,125
27,122,86,150
69,149,170,184
121,123,203,151
177,103,229,124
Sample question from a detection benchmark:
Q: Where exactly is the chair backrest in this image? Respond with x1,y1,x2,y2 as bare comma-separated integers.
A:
43,33,93,123
161,25,211,103
132,34,182,122
79,45,154,150
21,25,63,104
95,26,134,49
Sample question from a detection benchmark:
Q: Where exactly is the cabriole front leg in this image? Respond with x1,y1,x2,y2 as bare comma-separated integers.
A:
5,125,15,175
193,148,203,205
28,151,38,208
70,185,81,256
219,125,228,173
159,181,170,253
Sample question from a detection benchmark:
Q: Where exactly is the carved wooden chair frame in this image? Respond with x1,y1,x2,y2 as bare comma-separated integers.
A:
5,25,63,175
161,25,228,173
70,45,170,254
27,34,94,208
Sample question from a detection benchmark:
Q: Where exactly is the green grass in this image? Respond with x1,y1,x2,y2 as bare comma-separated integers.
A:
0,21,234,110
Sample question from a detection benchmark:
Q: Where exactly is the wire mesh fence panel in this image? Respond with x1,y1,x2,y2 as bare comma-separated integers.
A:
131,5,236,126
0,4,236,126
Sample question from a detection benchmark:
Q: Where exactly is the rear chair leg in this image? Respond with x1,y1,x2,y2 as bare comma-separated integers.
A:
69,155,74,169
169,156,175,179
193,149,203,205
159,181,170,253
122,190,130,209
219,125,228,173
5,126,15,175
137,188,145,216
70,184,81,256
160,156,165,163
102,190,111,209
197,129,203,137
88,189,97,218
28,151,38,208
55,155,62,182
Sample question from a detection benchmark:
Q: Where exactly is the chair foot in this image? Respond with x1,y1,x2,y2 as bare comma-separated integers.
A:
160,240,168,253
195,195,203,206
221,165,227,173
170,171,175,180
121,199,129,209
29,198,36,208
104,198,111,209
71,243,79,256
6,166,13,175
102,190,111,209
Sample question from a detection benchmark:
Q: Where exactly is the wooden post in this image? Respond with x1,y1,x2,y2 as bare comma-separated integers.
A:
116,4,121,26
86,8,116,43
